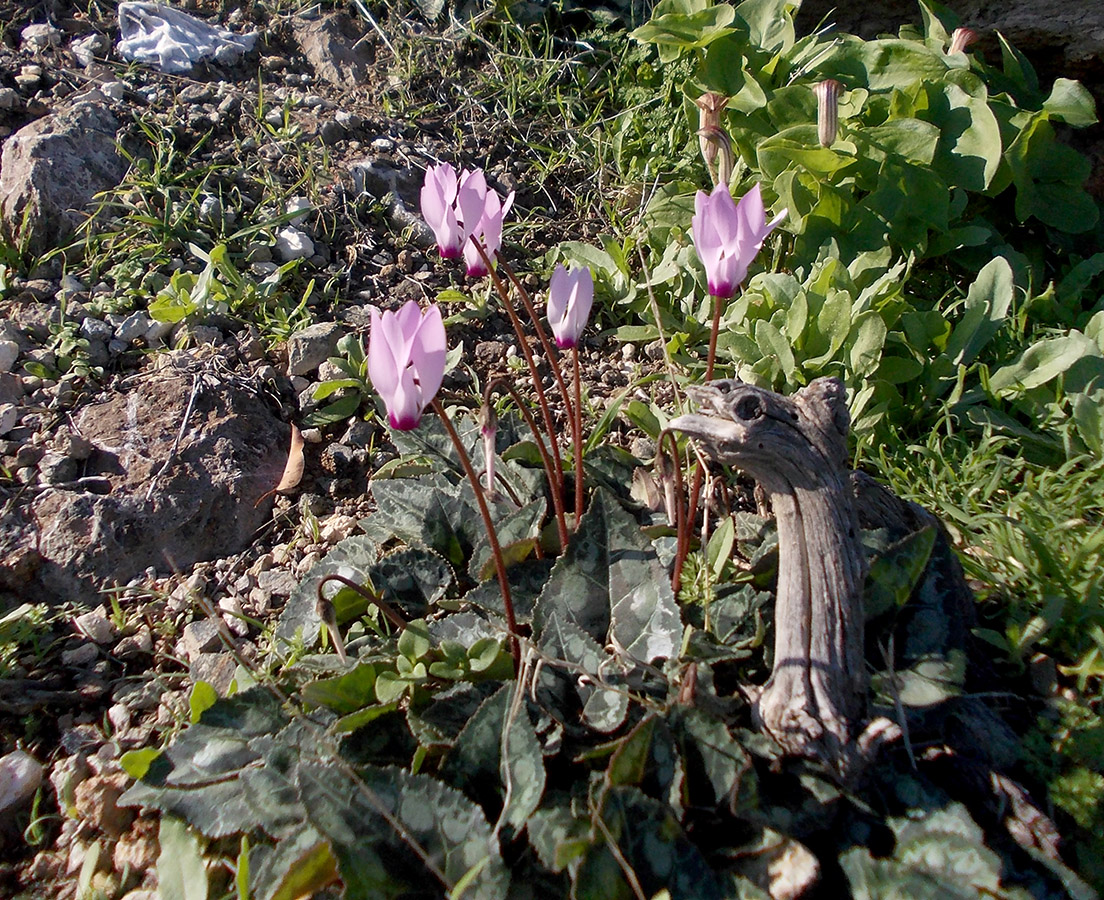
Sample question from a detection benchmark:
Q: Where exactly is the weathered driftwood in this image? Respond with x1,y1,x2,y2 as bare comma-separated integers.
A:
670,377,898,776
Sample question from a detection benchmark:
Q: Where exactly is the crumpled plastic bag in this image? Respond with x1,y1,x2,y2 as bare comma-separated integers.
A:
116,2,257,73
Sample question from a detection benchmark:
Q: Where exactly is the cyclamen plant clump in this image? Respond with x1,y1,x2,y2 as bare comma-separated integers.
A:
114,3,1104,895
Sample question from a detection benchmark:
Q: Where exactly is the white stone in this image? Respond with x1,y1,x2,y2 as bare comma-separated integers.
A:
21,23,62,52
101,81,126,102
114,311,151,344
74,608,115,644
275,227,314,261
0,750,44,815
0,340,20,374
286,196,311,225
0,404,17,436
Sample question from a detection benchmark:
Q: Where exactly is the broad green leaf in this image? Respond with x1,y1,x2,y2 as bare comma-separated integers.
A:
944,257,1013,366
607,715,657,787
735,0,795,54
1043,78,1098,127
988,332,1104,396
863,527,937,620
157,817,209,900
120,748,162,780
849,313,888,379
873,649,966,708
841,800,1022,900
301,664,378,715
757,126,858,179
442,684,546,835
370,547,454,619
190,681,218,723
630,4,736,57
575,787,724,900
535,615,629,733
296,763,510,899
533,490,682,664
928,79,1002,191
755,319,796,381
671,707,756,811
706,517,736,580
815,37,951,92
527,798,592,873
864,119,940,165
250,826,338,900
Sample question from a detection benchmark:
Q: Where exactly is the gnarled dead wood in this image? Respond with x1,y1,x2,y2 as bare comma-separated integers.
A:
670,377,898,777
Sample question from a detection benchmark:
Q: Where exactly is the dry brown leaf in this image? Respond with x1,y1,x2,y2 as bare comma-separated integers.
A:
275,424,305,494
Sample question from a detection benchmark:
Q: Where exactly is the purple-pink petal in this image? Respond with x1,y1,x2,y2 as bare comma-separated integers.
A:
367,301,447,431
691,182,786,300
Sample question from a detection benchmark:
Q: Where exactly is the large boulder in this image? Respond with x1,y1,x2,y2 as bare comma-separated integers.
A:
0,99,127,256
3,365,289,603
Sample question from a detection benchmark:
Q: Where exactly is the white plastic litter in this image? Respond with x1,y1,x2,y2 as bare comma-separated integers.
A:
116,3,257,74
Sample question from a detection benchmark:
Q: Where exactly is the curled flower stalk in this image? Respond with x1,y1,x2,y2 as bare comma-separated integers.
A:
484,377,568,551
432,399,520,666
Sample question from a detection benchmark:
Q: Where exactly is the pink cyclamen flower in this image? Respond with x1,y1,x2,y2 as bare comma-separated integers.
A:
420,163,485,260
691,183,787,299
367,300,447,431
463,183,515,277
547,264,594,350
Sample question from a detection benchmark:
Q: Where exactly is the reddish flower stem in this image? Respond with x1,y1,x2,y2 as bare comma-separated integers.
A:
674,291,726,594
471,242,568,506
499,252,586,525
572,347,585,525
485,376,569,552
658,430,689,594
431,398,520,667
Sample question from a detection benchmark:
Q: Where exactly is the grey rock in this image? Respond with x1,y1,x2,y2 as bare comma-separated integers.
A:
78,318,112,342
0,374,23,404
112,679,161,711
39,452,80,484
189,324,222,346
256,568,297,597
61,643,99,666
70,33,108,67
113,311,151,344
0,340,18,373
342,418,377,448
0,404,17,436
73,609,115,644
0,102,126,256
0,751,44,816
112,627,153,659
286,321,343,376
189,652,238,694
54,430,94,461
292,13,374,87
21,23,62,52
178,620,222,660
0,88,21,110
319,118,344,145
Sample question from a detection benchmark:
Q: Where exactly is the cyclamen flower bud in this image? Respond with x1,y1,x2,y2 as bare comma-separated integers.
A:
695,92,733,187
478,404,498,495
949,27,979,55
814,79,842,148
